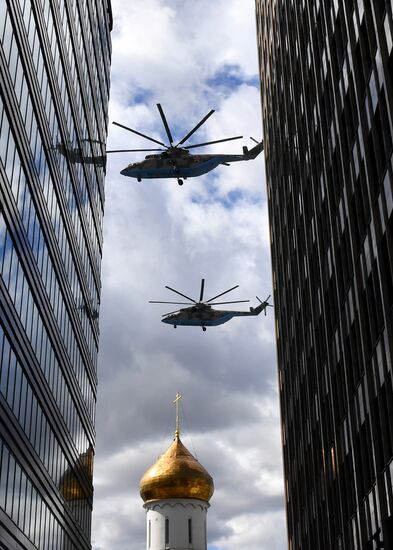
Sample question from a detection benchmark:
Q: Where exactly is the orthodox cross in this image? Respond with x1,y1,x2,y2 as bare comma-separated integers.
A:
173,393,182,439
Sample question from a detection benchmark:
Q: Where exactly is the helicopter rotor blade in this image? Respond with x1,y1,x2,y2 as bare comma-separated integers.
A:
206,285,239,303
199,279,205,302
149,301,194,305
112,121,167,147
81,138,106,145
157,103,174,146
176,109,215,146
208,300,250,305
185,135,243,149
256,294,271,304
106,148,164,153
165,286,197,303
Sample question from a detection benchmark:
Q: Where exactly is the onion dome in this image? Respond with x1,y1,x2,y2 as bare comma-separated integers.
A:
59,445,94,501
140,434,214,503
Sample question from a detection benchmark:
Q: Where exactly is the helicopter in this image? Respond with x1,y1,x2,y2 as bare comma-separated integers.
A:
53,139,107,168
149,278,272,331
107,103,264,185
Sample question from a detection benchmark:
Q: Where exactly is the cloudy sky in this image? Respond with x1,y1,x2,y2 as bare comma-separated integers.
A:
91,1,287,549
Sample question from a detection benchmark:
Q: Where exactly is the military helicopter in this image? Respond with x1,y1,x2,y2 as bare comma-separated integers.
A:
149,278,272,331
53,139,107,168
107,103,264,185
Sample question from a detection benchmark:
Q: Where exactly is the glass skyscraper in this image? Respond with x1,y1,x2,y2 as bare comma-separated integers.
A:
0,1,111,548
256,1,393,548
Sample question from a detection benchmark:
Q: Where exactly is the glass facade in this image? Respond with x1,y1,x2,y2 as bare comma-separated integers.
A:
0,0,112,548
256,0,393,548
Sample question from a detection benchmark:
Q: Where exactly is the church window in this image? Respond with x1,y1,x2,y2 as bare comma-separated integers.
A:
188,518,192,543
165,518,169,545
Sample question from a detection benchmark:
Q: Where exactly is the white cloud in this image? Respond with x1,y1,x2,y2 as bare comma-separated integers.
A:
92,1,285,550
216,510,287,550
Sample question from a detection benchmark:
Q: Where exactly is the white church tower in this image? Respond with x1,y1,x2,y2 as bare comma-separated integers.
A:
139,394,214,550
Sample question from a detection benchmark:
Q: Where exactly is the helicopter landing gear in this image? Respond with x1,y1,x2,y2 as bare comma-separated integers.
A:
177,179,184,186
202,326,206,332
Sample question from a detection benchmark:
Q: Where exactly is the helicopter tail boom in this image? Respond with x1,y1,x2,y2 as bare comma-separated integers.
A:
239,295,272,316
217,139,264,166
242,139,264,159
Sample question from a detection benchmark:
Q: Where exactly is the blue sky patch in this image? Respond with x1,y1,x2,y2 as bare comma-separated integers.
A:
208,64,259,90
216,190,245,209
191,185,263,210
132,88,153,105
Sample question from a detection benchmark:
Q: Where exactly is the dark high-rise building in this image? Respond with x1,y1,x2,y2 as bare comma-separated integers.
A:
256,1,393,548
0,1,111,548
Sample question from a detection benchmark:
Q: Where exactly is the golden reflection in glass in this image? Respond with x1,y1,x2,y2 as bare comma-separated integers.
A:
59,445,94,502
140,436,214,503
331,446,337,479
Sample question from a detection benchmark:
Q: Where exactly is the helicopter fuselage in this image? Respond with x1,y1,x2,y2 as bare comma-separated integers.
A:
161,301,268,328
120,142,263,181
55,143,106,167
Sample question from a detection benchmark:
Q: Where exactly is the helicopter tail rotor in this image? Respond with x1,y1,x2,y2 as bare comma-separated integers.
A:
256,294,271,304
256,295,273,315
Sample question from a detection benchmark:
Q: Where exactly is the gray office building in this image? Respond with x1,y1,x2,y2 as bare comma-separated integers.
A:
0,1,112,548
256,0,393,548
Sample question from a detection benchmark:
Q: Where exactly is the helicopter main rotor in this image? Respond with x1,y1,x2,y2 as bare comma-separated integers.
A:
108,103,243,154
149,278,250,316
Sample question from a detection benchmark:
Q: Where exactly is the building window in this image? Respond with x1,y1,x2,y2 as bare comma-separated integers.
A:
188,517,192,544
148,520,151,548
165,518,169,546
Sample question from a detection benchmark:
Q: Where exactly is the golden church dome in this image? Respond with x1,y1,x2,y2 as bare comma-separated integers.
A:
59,445,94,502
140,435,214,503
